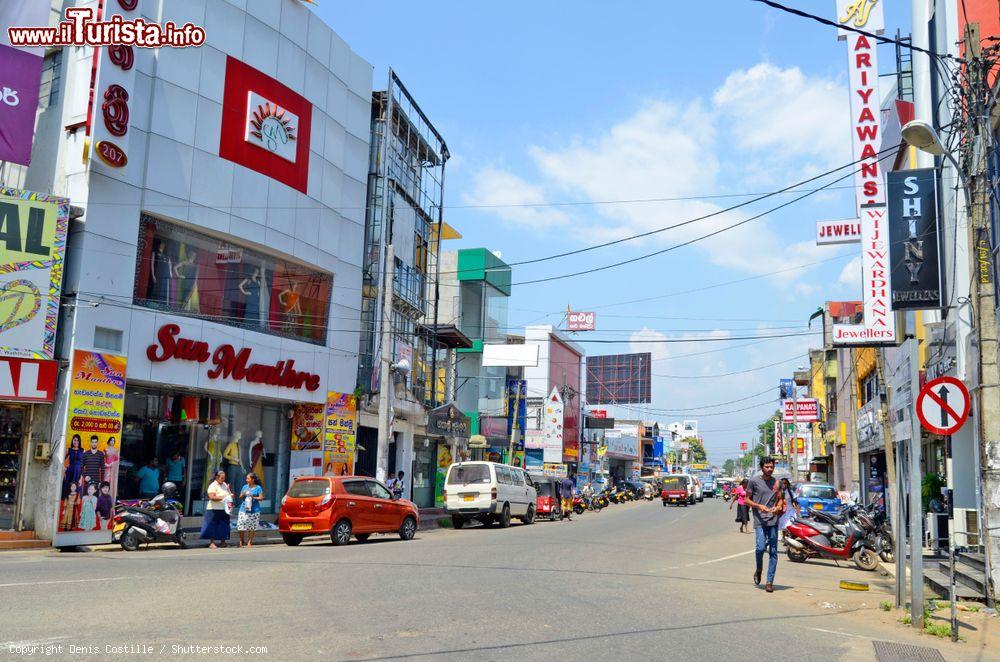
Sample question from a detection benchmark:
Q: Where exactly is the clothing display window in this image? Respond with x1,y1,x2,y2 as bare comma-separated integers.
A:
132,214,333,344
0,408,25,530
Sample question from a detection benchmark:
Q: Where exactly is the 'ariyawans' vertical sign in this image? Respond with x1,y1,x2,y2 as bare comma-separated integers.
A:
831,0,898,346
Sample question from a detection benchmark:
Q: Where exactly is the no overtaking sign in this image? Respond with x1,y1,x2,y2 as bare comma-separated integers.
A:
916,376,970,436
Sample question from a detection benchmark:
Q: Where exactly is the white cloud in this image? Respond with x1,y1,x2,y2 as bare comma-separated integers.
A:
839,256,862,289
464,62,850,281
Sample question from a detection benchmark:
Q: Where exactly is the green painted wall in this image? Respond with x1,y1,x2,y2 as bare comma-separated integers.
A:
457,248,512,296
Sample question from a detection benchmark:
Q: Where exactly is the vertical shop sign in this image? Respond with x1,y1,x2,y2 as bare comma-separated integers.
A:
542,387,564,463
505,378,527,444
54,350,127,547
323,392,357,476
888,169,942,309
86,0,141,171
831,0,898,345
0,188,70,359
434,444,453,507
0,1,50,165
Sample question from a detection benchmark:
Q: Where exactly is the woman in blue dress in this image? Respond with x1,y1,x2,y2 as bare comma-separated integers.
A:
62,434,84,498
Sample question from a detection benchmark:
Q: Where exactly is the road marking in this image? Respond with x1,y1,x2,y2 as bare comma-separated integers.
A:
688,549,754,566
0,576,137,588
809,627,866,639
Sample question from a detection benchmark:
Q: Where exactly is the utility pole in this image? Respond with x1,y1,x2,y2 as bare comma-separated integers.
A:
791,379,799,482
875,351,904,607
376,244,395,484
908,315,925,627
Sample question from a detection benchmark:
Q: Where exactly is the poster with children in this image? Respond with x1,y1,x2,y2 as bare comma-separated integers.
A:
54,350,127,547
322,392,356,476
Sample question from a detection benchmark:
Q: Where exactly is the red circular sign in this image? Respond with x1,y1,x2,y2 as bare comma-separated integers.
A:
916,376,970,436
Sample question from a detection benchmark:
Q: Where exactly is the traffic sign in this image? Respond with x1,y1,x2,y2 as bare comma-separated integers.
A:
916,376,970,436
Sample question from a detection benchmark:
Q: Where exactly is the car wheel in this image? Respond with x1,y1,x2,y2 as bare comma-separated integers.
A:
399,516,417,541
451,515,466,529
521,506,535,525
354,533,370,542
120,529,140,552
330,519,352,546
281,533,304,546
498,504,511,528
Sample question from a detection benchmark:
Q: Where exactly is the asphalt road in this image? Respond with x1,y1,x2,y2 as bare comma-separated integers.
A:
0,497,985,661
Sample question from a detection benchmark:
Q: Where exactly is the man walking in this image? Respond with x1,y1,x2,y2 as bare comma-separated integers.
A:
744,458,784,593
560,475,575,521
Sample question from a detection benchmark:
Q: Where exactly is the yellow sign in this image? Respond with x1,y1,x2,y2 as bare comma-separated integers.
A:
290,404,324,451
690,463,709,470
0,188,70,359
543,463,567,478
323,392,357,476
596,444,607,457
839,0,877,27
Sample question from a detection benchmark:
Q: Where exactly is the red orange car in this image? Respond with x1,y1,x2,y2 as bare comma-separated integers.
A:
278,476,419,546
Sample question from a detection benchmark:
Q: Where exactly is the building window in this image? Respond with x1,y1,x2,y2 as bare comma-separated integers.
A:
133,214,332,344
37,50,62,109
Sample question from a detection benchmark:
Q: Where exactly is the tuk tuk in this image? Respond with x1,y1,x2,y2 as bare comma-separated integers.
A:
530,474,564,521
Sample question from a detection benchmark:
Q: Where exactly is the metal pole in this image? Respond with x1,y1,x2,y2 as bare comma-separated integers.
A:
908,325,925,628
792,380,799,482
946,434,957,641
376,244,395,484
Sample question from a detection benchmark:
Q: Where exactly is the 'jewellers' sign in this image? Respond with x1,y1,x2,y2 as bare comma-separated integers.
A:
146,323,321,391
426,403,471,439
888,168,942,310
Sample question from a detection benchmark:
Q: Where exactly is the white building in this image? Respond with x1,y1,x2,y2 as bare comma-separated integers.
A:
12,0,371,542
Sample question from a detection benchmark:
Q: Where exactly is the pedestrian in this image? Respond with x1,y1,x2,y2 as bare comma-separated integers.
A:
778,477,798,531
200,470,232,549
237,473,263,548
560,476,575,521
745,458,784,593
388,470,405,499
136,457,161,500
729,478,750,533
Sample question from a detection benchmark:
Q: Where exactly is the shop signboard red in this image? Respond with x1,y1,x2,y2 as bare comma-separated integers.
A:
783,398,820,423
0,357,58,402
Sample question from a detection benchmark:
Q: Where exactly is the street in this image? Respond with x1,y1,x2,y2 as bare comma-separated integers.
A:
2,500,993,661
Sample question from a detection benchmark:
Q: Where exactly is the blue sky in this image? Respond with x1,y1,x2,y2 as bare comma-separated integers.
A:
316,0,912,465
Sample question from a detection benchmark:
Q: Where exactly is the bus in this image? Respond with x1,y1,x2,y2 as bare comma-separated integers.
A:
686,465,716,498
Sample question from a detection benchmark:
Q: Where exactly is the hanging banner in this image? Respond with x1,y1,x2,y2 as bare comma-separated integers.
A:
0,1,50,165
505,378,527,442
0,188,70,359
888,168,942,310
54,350,127,547
290,403,323,451
541,387,564,462
323,392,357,476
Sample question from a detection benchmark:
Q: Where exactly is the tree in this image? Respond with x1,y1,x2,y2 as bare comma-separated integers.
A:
685,437,707,464
723,458,736,476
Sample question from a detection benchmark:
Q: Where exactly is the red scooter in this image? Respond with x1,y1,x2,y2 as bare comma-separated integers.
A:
783,505,881,571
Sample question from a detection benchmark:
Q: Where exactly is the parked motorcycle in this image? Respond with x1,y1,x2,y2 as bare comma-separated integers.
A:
783,504,880,571
573,494,586,515
115,482,187,552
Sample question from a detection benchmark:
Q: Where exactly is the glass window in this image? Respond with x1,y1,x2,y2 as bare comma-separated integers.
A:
536,481,552,497
447,464,491,485
133,214,332,344
511,469,524,486
37,50,62,109
497,466,511,485
288,479,330,498
343,480,369,496
800,485,837,500
367,481,391,500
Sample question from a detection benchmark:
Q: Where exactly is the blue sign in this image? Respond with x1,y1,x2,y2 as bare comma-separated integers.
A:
780,378,794,400
506,379,527,448
653,436,665,459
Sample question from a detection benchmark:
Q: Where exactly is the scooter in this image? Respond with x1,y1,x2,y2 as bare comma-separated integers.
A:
115,482,187,551
783,505,880,571
573,495,586,515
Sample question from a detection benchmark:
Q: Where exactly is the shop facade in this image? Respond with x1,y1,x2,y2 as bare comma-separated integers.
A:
22,0,372,542
604,425,639,482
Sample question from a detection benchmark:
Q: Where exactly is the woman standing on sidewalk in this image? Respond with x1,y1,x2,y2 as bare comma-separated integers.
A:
237,473,263,547
730,478,750,533
200,470,232,549
778,478,798,531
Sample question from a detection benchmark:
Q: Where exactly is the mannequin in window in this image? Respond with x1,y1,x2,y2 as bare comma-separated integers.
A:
223,431,244,490
278,281,302,331
239,266,262,327
247,430,266,491
174,244,200,313
201,428,223,497
149,239,172,304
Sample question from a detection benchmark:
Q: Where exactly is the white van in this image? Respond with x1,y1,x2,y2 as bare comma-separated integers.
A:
442,462,537,529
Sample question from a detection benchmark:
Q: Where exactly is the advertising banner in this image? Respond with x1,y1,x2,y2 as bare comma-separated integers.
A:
434,444,453,507
783,399,820,422
888,169,942,310
54,350,127,547
542,387,564,459
0,188,70,359
566,311,596,331
323,392,357,476
543,463,568,478
0,1,49,165
505,378,527,440
290,404,324,451
815,218,861,245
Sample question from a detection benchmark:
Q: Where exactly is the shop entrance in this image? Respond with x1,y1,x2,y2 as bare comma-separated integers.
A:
0,407,25,530
411,439,437,508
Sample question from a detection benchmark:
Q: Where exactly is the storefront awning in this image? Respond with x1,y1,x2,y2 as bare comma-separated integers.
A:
418,324,474,350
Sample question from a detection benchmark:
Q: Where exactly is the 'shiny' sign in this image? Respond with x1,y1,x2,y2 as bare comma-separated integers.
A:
916,376,970,436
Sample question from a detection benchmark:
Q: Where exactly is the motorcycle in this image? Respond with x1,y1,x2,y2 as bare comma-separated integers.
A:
783,504,881,571
573,495,586,515
115,482,187,552
594,491,610,509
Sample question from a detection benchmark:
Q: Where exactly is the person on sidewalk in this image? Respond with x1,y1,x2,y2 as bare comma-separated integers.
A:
387,471,405,499
200,470,232,549
730,478,750,533
237,473,264,547
778,477,798,531
560,476,575,521
745,458,784,593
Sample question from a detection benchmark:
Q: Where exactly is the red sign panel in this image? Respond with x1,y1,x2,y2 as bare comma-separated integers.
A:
219,56,312,194
0,357,58,402
740,442,748,451
783,399,819,422
590,409,607,418
567,311,596,331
